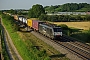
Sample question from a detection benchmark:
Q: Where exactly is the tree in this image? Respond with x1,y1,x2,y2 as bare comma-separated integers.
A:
10,9,14,13
85,15,90,21
39,14,47,21
50,15,58,22
28,4,45,18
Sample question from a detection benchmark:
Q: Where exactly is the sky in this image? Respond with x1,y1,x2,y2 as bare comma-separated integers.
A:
0,0,90,10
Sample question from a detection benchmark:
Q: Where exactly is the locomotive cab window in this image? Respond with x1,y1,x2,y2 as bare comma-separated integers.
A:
53,28,62,32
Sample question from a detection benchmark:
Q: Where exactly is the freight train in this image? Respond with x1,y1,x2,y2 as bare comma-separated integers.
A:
14,15,62,39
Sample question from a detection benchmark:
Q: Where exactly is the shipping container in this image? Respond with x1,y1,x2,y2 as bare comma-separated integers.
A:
18,16,27,24
18,16,23,22
32,20,44,31
14,15,18,20
27,19,33,28
22,18,27,23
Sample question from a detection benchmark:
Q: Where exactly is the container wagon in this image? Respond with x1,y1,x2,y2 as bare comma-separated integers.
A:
32,20,45,31
39,23,62,39
18,16,27,24
18,16,23,22
27,19,34,28
13,15,18,20
22,17,27,24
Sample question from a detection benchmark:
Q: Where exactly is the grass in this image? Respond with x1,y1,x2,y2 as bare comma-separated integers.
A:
18,28,70,60
70,30,90,44
18,31,50,58
0,25,10,60
18,30,59,55
68,27,90,44
61,26,90,44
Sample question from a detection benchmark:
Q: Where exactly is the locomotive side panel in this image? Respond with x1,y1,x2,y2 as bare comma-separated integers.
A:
39,23,62,39
39,24,54,39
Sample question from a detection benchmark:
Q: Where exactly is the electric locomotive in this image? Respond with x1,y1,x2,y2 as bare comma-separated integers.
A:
39,23,62,39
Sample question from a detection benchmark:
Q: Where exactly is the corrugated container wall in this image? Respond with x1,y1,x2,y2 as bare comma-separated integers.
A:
18,17,23,22
22,18,27,23
14,15,18,20
27,19,33,28
32,20,44,31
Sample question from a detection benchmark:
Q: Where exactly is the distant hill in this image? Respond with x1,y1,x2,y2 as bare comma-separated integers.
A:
44,3,90,13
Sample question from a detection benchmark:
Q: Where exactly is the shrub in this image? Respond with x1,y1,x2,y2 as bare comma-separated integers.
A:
38,49,46,57
58,24,68,30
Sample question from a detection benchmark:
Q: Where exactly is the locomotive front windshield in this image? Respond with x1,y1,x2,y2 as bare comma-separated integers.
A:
53,28,62,32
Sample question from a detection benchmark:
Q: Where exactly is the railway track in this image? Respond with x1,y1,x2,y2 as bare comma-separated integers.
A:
53,35,90,60
63,35,90,52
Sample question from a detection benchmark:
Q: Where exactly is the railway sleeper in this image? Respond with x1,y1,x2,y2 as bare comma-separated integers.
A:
76,42,90,48
55,38,90,60
66,43,90,59
76,43,90,50
70,42,90,53
61,43,89,60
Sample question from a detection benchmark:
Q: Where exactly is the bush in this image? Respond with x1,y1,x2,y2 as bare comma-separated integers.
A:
58,24,68,30
39,14,47,21
38,49,46,57
58,24,73,35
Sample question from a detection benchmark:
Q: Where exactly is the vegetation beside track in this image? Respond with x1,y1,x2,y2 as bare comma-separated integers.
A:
0,25,10,60
58,24,90,44
18,28,70,60
71,30,90,44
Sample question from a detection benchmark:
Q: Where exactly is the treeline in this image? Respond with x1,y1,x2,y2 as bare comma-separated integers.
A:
39,14,90,22
1,9,28,15
28,4,45,18
44,3,90,12
1,3,90,22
